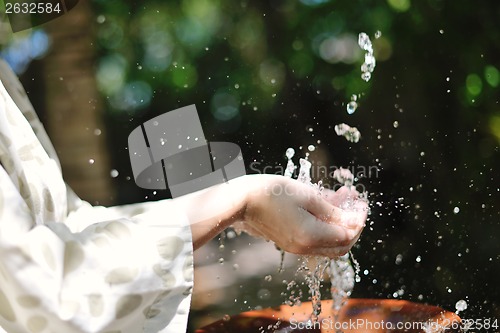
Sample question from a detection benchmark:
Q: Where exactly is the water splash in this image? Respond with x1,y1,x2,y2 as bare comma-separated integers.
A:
278,247,285,273
298,158,312,184
299,256,331,322
282,148,364,325
283,279,303,307
284,148,296,178
285,150,325,320
455,299,467,314
330,253,355,311
333,167,354,187
346,101,357,115
358,32,376,82
334,123,361,143
358,32,373,53
346,94,358,114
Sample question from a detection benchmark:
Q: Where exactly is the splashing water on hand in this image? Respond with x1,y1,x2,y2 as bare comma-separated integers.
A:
283,148,363,326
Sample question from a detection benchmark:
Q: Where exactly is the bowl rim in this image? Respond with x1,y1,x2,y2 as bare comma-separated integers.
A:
196,298,462,333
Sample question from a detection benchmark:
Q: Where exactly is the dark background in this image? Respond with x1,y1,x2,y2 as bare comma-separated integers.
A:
1,0,499,331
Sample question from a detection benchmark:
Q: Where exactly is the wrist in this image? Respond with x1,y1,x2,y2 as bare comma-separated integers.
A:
183,174,253,249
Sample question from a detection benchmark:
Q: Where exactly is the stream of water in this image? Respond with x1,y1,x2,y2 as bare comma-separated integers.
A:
282,148,364,326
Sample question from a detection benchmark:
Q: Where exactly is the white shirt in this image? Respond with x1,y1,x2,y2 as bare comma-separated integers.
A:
0,59,193,333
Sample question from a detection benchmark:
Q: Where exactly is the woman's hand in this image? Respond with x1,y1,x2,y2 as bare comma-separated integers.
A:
235,175,368,258
183,174,367,256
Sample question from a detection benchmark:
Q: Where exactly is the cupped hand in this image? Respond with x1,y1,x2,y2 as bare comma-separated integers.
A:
235,175,368,258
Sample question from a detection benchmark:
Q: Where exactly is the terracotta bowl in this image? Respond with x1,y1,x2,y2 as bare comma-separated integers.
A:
196,298,461,333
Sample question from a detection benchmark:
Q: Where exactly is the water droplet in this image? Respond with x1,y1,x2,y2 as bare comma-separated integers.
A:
358,32,372,52
395,254,403,265
94,128,102,136
375,30,382,39
222,314,231,321
351,94,357,102
306,125,314,132
110,169,119,178
264,275,272,282
416,255,422,263
218,258,224,264
346,101,358,114
257,288,271,300
361,72,371,82
364,53,376,72
307,145,315,152
334,123,361,143
153,121,159,126
88,159,95,164
285,148,295,159
439,29,444,34
178,144,182,149
455,300,467,313
453,206,460,214
333,168,354,186
393,121,399,128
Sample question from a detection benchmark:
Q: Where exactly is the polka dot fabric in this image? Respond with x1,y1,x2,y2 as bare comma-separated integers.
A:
0,60,193,333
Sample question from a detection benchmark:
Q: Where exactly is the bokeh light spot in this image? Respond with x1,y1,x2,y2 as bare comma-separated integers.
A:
466,74,482,96
387,0,411,12
484,65,499,87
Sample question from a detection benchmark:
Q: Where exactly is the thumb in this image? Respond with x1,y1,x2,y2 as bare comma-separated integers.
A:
297,185,343,223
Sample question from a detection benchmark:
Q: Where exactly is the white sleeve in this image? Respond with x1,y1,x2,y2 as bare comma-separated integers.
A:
0,60,194,333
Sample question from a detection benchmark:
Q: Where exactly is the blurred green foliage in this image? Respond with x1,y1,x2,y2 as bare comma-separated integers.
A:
90,0,390,117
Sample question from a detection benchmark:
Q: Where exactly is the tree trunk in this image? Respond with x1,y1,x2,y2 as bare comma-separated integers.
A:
42,1,114,205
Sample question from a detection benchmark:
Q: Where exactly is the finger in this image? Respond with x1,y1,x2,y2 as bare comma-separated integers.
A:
295,223,364,258
291,183,341,223
338,199,369,229
300,184,367,229
322,186,359,207
307,244,353,258
296,208,362,249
